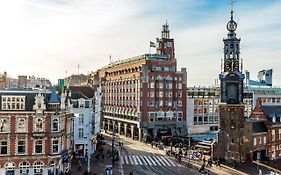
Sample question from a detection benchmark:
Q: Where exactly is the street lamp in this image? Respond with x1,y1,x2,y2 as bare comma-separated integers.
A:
112,109,115,168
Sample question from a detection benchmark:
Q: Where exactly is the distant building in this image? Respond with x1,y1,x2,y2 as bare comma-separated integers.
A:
92,23,187,141
26,75,52,89
0,87,73,175
245,69,273,87
65,74,90,87
0,72,8,88
17,75,28,88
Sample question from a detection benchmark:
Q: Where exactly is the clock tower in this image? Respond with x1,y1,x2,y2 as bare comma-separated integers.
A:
220,10,244,104
216,7,246,163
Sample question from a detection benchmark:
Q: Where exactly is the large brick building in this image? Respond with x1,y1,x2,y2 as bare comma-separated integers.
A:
92,23,187,142
0,87,73,175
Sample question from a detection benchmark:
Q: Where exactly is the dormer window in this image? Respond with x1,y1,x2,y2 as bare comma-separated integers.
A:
273,117,276,123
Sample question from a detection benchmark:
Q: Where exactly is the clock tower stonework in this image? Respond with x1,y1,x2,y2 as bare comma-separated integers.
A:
215,9,246,163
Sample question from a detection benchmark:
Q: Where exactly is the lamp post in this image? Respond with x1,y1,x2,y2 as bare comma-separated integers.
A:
112,109,115,168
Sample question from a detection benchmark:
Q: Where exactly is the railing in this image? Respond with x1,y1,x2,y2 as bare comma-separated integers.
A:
252,160,281,174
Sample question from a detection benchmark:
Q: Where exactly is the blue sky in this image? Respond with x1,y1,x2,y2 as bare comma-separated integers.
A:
0,0,280,86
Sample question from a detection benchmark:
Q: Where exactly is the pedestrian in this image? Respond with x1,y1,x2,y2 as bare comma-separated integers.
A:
202,156,206,165
78,160,82,171
217,159,221,168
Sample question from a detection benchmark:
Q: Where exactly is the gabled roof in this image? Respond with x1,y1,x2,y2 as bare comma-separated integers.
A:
261,105,281,124
49,86,60,104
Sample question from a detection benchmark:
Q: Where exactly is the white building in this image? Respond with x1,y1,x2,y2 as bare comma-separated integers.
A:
94,87,102,136
187,85,281,134
71,91,95,158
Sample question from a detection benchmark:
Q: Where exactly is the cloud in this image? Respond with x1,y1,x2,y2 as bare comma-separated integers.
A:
0,0,280,87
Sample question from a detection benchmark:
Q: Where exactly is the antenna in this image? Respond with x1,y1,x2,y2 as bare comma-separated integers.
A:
109,54,112,64
78,64,80,75
229,0,237,12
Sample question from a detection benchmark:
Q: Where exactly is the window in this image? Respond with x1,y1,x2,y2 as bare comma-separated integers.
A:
52,118,59,132
52,140,59,154
178,83,182,89
150,91,155,97
149,101,155,107
254,138,257,146
272,130,276,141
0,141,8,155
0,118,9,133
1,95,25,110
167,83,173,89
19,161,30,174
263,136,267,144
259,137,262,145
34,140,43,154
78,114,84,124
17,140,25,155
150,82,154,88
279,129,281,140
33,161,44,175
158,82,163,89
159,92,164,97
79,128,84,138
35,118,43,132
17,118,26,132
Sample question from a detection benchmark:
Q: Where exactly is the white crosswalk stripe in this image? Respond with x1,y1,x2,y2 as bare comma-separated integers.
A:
159,156,171,166
162,156,177,166
147,156,157,166
155,156,167,166
122,155,180,167
139,155,148,165
128,155,135,165
132,155,139,165
151,156,161,166
143,156,153,166
135,155,143,165
124,155,129,164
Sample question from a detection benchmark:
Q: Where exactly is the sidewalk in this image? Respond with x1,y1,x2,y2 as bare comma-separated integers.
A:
69,143,121,175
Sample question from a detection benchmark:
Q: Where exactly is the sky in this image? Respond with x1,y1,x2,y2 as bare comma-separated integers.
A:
0,0,280,86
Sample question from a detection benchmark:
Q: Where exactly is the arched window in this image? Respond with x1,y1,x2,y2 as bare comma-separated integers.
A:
52,118,59,132
35,118,43,132
19,161,30,174
18,118,26,132
33,161,44,175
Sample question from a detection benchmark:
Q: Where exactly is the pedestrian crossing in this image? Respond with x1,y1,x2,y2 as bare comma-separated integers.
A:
121,155,181,167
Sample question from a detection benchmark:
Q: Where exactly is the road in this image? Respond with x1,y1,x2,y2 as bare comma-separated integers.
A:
110,135,201,175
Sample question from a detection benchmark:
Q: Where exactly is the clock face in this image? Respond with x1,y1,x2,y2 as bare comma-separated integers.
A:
233,60,239,71
226,60,233,72
226,60,239,72
227,20,237,32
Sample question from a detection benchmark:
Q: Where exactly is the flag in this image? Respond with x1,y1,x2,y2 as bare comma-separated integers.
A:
150,41,156,48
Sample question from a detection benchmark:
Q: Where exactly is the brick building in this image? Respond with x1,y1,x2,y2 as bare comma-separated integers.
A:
0,87,73,175
245,99,281,161
92,23,187,142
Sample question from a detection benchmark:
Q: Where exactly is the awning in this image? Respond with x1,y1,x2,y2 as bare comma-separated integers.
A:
195,144,211,149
